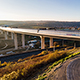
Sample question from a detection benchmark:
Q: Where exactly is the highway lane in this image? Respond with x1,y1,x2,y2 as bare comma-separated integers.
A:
67,58,80,80
0,49,43,63
0,26,80,41
0,47,64,63
45,54,80,80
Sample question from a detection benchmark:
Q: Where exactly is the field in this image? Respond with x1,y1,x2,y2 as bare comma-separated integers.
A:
0,48,79,80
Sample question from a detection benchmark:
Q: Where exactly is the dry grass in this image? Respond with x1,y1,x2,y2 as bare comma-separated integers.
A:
0,50,69,80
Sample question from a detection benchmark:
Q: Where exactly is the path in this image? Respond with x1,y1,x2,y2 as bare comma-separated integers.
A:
1,43,8,49
0,48,14,53
45,50,80,80
67,58,80,80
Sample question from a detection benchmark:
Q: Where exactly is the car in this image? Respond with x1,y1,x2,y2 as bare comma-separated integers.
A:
4,25,9,27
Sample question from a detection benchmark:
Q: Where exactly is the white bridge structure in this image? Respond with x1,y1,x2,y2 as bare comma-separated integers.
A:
0,26,80,49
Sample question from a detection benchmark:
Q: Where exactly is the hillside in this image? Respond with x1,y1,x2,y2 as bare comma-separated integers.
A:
0,21,80,29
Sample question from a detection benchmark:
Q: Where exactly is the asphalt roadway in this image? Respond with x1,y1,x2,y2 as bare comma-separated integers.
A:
0,47,64,63
67,58,80,80
0,49,43,63
45,54,80,80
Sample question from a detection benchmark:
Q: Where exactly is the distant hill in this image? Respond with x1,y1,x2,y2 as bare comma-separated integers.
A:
0,20,80,29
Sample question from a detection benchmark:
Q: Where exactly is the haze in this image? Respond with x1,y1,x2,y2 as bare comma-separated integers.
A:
0,0,80,21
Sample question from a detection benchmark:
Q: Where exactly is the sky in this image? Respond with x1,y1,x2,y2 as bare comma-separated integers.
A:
0,0,80,21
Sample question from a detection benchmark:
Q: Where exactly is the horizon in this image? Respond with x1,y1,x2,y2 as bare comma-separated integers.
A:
0,20,80,22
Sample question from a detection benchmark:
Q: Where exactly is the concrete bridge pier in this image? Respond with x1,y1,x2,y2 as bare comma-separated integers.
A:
5,31,8,40
22,34,25,48
40,36,45,49
7,32,9,35
74,42,76,48
0,30,3,34
14,33,18,49
11,32,14,39
62,40,64,46
50,38,53,48
1,30,3,34
0,30,1,34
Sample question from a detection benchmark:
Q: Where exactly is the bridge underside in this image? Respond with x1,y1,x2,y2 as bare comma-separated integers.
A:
1,30,80,41
0,27,80,49
13,32,80,41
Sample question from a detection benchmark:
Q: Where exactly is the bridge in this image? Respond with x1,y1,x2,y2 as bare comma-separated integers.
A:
0,26,80,49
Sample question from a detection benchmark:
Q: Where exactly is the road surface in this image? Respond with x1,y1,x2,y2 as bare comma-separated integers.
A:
0,49,43,63
0,26,80,41
0,47,64,63
67,58,80,80
45,54,80,80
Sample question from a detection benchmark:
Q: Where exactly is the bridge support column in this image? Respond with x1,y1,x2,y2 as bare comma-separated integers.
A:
14,33,18,49
22,34,25,48
74,42,76,48
1,30,3,34
40,36,45,49
62,40,64,46
0,30,1,34
7,32,9,35
5,32,8,40
50,38,53,48
11,32,14,39
0,30,3,34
